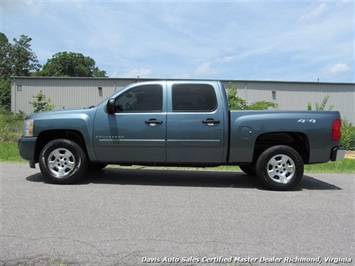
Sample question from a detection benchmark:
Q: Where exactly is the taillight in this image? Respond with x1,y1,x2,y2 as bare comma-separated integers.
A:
332,118,341,141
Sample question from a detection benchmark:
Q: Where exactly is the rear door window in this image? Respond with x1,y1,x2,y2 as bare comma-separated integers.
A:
172,84,217,112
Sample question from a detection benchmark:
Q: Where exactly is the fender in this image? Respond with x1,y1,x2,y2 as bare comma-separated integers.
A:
28,108,98,161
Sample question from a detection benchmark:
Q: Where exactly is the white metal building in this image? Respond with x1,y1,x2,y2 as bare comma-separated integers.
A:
11,77,355,124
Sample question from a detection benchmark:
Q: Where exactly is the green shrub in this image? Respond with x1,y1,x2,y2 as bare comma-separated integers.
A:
29,90,54,113
341,119,355,150
307,95,334,111
0,111,25,142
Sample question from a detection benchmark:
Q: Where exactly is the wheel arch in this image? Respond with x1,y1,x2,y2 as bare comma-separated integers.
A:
35,130,88,163
253,132,310,164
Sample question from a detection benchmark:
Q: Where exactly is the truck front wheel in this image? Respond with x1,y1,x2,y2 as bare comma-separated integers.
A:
39,139,88,184
255,145,304,191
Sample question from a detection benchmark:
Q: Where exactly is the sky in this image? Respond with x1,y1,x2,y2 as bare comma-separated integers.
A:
1,0,354,82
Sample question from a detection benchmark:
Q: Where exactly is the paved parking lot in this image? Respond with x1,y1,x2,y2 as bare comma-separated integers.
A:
1,162,354,265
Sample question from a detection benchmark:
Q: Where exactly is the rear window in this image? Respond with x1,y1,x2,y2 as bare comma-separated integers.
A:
172,84,217,112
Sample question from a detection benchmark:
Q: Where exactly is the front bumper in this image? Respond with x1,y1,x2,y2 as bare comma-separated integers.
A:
331,147,347,161
18,137,37,167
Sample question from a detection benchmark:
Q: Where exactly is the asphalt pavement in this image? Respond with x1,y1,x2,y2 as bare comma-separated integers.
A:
1,162,354,266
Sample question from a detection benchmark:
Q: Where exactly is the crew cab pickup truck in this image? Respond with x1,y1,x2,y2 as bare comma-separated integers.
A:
18,80,346,190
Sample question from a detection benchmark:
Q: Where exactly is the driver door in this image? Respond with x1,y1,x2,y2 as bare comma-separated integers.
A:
94,83,167,163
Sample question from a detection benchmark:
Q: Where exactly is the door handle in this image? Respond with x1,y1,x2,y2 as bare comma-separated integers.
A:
145,119,163,125
202,118,220,125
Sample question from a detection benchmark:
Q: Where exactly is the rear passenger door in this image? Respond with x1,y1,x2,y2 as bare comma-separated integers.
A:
166,82,226,164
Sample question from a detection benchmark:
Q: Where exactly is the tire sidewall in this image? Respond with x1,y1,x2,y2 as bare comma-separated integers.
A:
256,145,304,191
39,139,87,184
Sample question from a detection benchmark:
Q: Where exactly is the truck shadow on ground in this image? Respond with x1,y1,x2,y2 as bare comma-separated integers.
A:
26,167,342,191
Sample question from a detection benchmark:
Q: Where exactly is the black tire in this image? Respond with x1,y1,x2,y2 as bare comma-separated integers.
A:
88,162,108,171
255,145,304,191
239,164,256,176
39,139,88,184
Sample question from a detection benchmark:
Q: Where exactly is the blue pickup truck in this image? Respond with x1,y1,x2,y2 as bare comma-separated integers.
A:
18,80,346,190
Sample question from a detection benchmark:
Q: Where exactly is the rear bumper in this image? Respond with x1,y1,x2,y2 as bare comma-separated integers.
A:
331,147,346,161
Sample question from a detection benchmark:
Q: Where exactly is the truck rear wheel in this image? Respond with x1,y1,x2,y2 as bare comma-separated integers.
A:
255,145,304,191
39,139,88,184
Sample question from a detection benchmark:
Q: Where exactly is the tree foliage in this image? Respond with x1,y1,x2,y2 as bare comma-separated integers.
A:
11,35,42,76
0,33,15,109
0,79,11,109
227,83,278,110
0,33,41,110
0,33,12,79
37,51,106,77
29,90,55,113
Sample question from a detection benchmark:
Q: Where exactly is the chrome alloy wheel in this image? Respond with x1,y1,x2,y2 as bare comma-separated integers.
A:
47,148,76,178
266,154,295,184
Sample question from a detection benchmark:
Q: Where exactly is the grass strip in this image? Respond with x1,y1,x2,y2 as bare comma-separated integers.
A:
0,142,24,162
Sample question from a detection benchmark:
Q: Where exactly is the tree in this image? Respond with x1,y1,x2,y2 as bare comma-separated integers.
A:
0,79,11,109
0,33,41,110
0,33,12,79
29,91,54,113
37,51,106,77
0,33,12,108
307,95,334,111
10,35,41,76
227,83,278,110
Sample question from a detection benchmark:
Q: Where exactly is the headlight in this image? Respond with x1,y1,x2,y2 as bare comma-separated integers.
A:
24,119,34,137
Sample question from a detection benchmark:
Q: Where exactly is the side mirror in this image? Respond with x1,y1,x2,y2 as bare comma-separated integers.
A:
106,98,115,114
